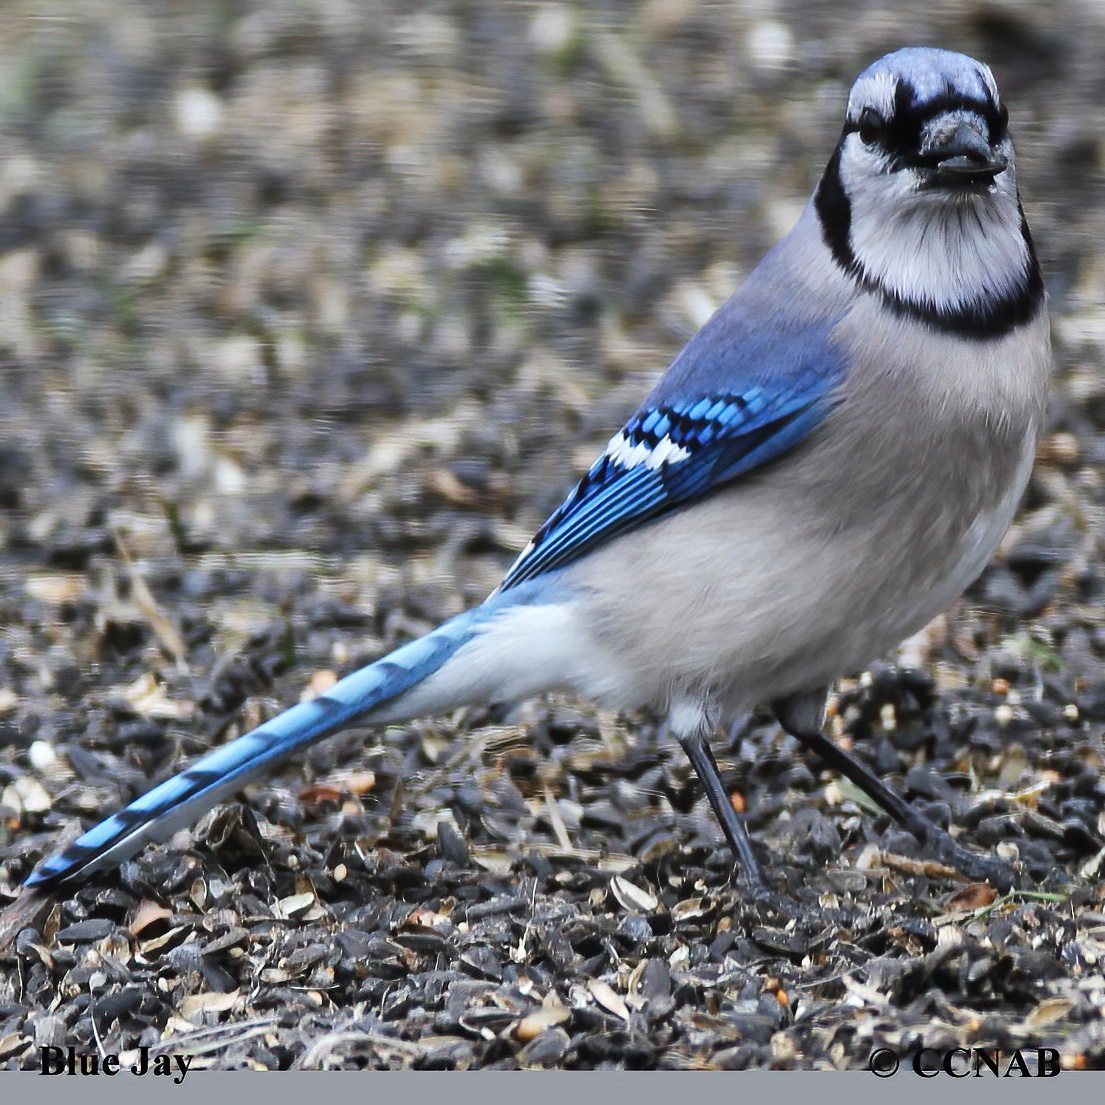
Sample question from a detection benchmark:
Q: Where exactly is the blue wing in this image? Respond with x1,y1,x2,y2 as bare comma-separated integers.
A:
499,317,848,591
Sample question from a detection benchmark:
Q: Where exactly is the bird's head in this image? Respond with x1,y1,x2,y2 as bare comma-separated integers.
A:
842,48,1011,194
815,48,1040,338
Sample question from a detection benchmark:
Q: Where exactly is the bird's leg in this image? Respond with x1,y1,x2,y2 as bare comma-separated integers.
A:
773,688,1016,891
672,706,767,890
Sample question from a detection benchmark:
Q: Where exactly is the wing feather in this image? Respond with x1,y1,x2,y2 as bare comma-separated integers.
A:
499,318,849,591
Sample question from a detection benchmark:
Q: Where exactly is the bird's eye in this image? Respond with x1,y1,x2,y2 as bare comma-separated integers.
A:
857,107,885,145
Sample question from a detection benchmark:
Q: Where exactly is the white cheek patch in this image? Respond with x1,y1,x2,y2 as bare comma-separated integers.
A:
838,134,1029,317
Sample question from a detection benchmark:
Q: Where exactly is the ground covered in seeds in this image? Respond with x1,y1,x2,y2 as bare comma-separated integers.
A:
3,0,1105,1073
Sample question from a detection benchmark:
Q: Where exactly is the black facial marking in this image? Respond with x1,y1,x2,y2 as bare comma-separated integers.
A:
813,144,852,268
841,78,1009,162
815,68,1041,340
857,107,885,145
814,139,1044,340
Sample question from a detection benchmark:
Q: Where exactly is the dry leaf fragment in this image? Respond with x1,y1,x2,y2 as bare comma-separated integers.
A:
298,784,344,816
1081,847,1105,880
11,775,51,814
854,843,882,870
275,892,316,918
127,568,189,666
469,847,513,875
0,1032,27,1060
137,925,191,957
671,896,712,923
301,670,338,700
516,1005,571,1041
947,882,998,911
610,875,658,913
345,771,376,795
190,878,208,912
881,852,965,881
1025,998,1075,1029
25,574,85,604
178,989,240,1019
587,979,630,1021
120,672,193,720
129,901,173,937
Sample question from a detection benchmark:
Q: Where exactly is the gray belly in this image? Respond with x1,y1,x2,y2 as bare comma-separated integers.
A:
567,402,1038,716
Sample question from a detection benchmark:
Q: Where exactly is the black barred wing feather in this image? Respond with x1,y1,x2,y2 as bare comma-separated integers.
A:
499,381,837,591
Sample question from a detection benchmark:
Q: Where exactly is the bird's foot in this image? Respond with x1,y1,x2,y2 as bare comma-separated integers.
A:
925,826,1017,893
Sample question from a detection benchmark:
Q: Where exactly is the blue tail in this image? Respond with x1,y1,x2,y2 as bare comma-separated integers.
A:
26,592,523,890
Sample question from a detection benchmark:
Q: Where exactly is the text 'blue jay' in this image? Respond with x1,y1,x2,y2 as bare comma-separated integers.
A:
27,48,1050,895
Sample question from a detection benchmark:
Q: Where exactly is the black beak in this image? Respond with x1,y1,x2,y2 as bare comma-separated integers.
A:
900,121,1007,185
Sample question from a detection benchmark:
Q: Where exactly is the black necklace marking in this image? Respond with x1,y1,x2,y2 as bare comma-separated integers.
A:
814,141,1044,340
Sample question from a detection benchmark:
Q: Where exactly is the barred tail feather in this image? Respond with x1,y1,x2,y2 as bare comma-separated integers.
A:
26,602,498,890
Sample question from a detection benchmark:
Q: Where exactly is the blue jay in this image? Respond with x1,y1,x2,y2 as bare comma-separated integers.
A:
27,47,1049,894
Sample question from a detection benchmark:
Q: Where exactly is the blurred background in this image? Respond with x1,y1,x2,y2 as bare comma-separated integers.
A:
2,0,1105,1071
1,1,1100,600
